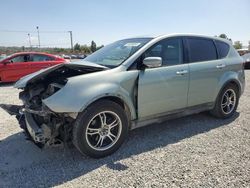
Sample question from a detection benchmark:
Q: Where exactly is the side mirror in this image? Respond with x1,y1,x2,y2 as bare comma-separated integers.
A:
143,57,162,68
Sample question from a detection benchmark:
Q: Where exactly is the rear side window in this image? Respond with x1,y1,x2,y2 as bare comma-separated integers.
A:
186,38,217,63
215,40,230,58
32,54,55,62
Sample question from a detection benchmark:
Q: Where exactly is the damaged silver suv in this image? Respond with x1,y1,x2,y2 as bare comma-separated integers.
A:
1,34,245,158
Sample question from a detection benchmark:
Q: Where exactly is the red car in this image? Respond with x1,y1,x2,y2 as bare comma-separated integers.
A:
0,52,66,82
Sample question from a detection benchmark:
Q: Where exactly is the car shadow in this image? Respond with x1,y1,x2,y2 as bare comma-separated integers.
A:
0,112,239,187
0,82,14,87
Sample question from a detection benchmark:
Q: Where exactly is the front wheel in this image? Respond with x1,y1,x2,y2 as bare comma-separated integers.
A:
73,100,129,158
210,84,239,118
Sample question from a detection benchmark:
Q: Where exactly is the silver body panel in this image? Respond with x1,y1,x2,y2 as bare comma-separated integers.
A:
14,34,245,124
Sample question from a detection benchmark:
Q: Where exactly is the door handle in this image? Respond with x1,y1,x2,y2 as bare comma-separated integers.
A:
176,70,188,75
216,64,226,69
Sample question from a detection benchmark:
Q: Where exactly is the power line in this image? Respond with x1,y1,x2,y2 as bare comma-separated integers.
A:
0,30,68,33
0,29,73,48
39,43,71,46
35,31,69,33
0,42,71,46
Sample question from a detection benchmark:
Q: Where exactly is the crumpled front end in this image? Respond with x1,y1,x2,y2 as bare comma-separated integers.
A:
1,103,73,148
1,62,107,147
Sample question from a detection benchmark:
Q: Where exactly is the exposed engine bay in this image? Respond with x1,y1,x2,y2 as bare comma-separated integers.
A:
0,63,107,148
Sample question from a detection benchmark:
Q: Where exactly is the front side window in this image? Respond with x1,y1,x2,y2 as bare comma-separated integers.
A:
9,55,30,63
144,38,183,66
84,38,152,68
187,38,217,63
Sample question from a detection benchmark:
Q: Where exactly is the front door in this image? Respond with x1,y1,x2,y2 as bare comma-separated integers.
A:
2,54,31,82
138,38,189,119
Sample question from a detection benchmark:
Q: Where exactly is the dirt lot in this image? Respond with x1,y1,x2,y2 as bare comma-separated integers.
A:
0,71,249,188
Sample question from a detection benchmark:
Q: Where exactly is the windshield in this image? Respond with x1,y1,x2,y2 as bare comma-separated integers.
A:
84,38,152,67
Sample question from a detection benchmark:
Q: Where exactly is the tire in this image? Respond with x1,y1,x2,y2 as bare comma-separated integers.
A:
210,83,239,118
73,100,129,158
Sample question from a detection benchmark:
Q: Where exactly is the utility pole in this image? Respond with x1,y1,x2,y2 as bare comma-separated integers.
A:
68,31,73,51
36,26,41,48
28,33,32,50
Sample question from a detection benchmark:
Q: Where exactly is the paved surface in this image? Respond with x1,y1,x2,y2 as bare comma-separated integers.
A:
0,71,249,187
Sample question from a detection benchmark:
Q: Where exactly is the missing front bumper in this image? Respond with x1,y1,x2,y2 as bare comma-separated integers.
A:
0,104,48,147
1,104,71,148
24,112,46,144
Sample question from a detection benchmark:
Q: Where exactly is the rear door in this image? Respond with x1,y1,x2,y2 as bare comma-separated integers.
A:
185,37,227,106
1,54,31,82
138,37,189,118
29,54,55,72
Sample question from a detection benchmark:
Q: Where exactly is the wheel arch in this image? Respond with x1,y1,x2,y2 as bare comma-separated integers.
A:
210,78,241,118
216,70,243,101
80,94,136,122
217,78,241,99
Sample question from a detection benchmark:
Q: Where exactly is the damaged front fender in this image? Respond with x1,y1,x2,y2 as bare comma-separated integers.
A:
42,69,139,120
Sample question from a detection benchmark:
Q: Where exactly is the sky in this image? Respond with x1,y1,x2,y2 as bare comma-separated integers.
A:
0,0,250,48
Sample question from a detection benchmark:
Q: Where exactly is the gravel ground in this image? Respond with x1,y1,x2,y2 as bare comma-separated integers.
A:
0,71,250,188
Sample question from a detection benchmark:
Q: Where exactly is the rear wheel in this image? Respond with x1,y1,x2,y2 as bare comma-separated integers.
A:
210,84,239,118
73,100,129,158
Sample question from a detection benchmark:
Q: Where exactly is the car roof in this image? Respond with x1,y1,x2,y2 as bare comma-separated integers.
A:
161,33,230,42
126,33,232,45
10,52,57,57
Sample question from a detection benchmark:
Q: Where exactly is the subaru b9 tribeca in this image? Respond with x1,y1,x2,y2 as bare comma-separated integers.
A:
1,34,245,158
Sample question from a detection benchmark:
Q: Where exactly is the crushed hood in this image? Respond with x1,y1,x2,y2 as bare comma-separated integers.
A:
14,61,108,89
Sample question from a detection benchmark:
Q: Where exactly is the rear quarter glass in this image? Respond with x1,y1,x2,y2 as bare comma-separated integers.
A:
215,40,230,58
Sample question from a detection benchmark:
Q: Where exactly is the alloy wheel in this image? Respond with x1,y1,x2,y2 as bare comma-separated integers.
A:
221,89,236,114
85,111,122,151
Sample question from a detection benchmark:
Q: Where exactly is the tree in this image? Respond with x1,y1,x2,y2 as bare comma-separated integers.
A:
96,45,104,51
90,40,97,52
80,45,91,54
74,43,81,51
233,41,242,49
